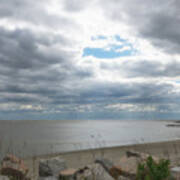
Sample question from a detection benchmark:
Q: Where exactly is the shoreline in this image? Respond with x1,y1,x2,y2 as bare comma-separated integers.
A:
22,139,180,179
27,138,180,159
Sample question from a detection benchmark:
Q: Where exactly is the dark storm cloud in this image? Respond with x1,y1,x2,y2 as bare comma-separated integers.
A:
101,0,180,54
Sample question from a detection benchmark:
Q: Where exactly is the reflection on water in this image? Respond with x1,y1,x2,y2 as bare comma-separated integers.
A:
0,120,180,159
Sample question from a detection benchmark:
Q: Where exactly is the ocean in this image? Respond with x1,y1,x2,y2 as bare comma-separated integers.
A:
0,120,180,159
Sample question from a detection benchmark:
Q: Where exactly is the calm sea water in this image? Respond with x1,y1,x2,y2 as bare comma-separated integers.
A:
0,120,180,159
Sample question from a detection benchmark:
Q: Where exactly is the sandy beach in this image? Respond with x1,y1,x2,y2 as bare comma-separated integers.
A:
21,139,180,179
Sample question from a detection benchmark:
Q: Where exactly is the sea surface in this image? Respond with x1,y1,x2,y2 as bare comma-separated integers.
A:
0,120,180,159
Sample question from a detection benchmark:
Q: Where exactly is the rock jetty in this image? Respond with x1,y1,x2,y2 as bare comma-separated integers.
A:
0,151,180,180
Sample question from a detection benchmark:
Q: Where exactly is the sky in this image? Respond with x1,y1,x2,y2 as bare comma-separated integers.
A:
1,0,180,120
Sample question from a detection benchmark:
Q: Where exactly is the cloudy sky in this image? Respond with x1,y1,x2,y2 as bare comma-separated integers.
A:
1,0,180,120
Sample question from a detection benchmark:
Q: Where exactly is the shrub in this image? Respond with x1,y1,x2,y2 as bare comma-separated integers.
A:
136,156,173,180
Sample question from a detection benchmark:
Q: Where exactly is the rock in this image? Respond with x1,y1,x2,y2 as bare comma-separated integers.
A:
109,165,136,180
120,152,159,175
171,166,180,179
74,163,114,180
88,163,114,180
95,158,135,179
95,157,137,179
39,157,66,177
117,156,139,175
95,158,114,173
126,151,159,163
38,177,57,180
109,165,123,179
117,177,131,180
0,175,9,180
111,152,160,180
59,168,76,180
126,151,141,158
39,160,53,177
1,154,28,180
75,167,92,180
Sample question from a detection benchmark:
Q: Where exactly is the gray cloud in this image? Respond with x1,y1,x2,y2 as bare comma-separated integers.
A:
0,27,93,108
1,0,180,120
0,0,76,29
0,25,179,119
63,0,91,12
101,59,180,78
101,0,180,54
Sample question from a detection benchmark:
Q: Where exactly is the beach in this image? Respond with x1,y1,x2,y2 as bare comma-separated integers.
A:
1,120,180,179
22,139,180,179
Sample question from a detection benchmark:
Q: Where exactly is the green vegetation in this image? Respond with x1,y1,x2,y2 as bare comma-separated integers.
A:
136,156,174,180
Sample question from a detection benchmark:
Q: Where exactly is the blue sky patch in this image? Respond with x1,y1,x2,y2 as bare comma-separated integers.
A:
83,35,136,59
91,35,107,40
83,47,133,58
115,35,127,43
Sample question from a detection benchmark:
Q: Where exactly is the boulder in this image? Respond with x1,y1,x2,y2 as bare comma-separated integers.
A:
39,160,53,177
126,151,159,163
59,162,114,180
171,166,180,179
38,177,57,180
95,157,138,179
89,163,114,180
75,164,114,180
74,167,91,180
95,158,114,173
109,165,136,180
117,177,131,180
59,168,76,180
117,156,139,175
0,176,9,180
110,151,160,180
39,157,66,177
95,158,136,179
1,154,28,180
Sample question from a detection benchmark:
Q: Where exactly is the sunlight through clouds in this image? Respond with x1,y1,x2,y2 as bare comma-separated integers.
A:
0,0,180,120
